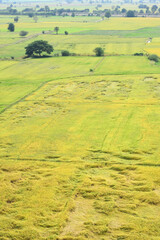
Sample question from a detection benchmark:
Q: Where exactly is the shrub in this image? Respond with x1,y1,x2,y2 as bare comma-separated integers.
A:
134,53,144,56
94,47,104,57
126,10,136,17
70,53,77,56
28,13,34,17
14,16,19,22
148,54,159,62
61,50,70,56
8,23,15,32
54,26,59,35
105,11,111,19
19,31,28,37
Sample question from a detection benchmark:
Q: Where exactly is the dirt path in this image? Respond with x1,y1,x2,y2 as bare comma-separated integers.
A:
0,31,54,49
0,33,41,49
90,56,105,74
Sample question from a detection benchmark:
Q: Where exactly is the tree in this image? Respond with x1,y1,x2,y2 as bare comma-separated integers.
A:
151,5,158,14
33,15,38,23
19,31,28,37
105,11,111,19
121,8,127,13
148,54,159,62
71,12,75,17
45,5,50,17
61,50,70,56
54,26,59,35
9,8,17,14
126,10,135,17
65,31,68,35
146,8,151,15
25,40,53,57
138,4,148,9
14,16,19,22
114,6,120,14
94,47,104,56
139,10,144,14
8,23,15,32
45,5,50,12
28,13,34,17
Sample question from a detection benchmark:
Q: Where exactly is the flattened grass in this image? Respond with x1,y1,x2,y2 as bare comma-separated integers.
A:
1,14,160,240
0,57,99,112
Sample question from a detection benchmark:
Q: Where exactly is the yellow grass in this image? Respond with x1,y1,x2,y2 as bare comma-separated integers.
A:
1,15,160,240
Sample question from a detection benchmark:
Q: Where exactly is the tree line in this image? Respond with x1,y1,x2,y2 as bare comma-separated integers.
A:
24,41,160,65
1,4,160,17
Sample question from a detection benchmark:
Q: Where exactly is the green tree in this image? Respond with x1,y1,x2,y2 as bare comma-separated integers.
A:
54,26,59,34
28,13,34,17
94,47,104,56
151,5,158,13
105,11,111,19
25,40,53,57
45,5,50,17
65,31,68,35
8,23,15,32
71,12,75,17
61,50,70,56
148,54,159,62
19,31,28,37
14,16,19,22
146,7,150,14
121,8,127,13
45,5,50,12
139,10,144,14
33,15,38,23
126,10,135,17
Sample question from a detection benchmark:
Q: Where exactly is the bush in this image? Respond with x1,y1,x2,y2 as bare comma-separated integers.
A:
70,53,77,56
134,53,144,56
148,54,159,62
14,16,19,22
28,13,34,17
61,50,70,56
19,31,28,37
65,31,68,35
105,11,111,19
94,47,104,57
8,23,15,32
126,10,136,17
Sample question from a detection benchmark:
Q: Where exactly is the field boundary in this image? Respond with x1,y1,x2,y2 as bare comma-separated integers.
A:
1,71,160,115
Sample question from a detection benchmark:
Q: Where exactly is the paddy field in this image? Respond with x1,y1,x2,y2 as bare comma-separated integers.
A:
0,15,160,240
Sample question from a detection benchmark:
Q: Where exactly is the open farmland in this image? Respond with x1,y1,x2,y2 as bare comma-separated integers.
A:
1,16,160,58
1,13,160,240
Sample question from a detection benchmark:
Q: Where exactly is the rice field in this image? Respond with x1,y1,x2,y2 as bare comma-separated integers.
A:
1,14,160,240
1,15,160,58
